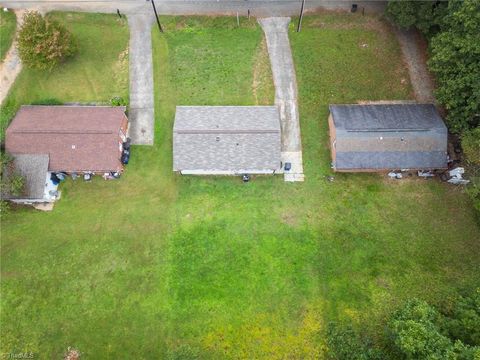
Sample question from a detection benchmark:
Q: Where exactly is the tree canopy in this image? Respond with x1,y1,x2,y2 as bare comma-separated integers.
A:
17,11,77,70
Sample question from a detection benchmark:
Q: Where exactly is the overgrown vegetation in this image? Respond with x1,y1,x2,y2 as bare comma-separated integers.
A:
17,11,77,70
0,10,16,62
0,152,25,214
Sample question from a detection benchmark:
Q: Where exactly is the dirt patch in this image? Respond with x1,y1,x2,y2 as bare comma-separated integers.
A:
281,211,299,226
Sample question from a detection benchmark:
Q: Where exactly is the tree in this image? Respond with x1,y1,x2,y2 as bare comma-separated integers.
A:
388,298,480,359
385,1,449,37
428,0,480,133
17,11,77,70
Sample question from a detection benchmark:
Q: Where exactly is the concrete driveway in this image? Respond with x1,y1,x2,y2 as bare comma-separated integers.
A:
259,17,304,182
128,14,155,145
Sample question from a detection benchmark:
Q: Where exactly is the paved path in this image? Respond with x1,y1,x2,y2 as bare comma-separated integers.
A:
127,13,155,145
259,17,304,182
0,9,25,105
394,28,436,103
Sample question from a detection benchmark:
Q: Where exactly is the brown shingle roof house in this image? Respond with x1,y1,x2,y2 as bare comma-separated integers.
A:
5,105,128,173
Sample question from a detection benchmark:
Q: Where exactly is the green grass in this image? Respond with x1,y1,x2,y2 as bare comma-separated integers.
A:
0,10,16,62
0,12,129,139
1,13,479,359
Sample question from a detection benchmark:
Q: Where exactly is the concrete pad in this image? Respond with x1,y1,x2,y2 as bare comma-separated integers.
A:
33,202,54,211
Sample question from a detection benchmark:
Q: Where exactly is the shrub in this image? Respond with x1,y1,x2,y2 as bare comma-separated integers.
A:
110,96,128,107
17,11,77,70
0,200,10,215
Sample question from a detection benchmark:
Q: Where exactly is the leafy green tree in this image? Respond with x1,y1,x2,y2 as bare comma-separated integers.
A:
428,0,480,133
385,1,449,37
389,299,453,359
388,298,480,359
17,11,76,70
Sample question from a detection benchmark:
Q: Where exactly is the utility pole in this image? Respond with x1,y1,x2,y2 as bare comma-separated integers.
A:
297,0,306,32
150,0,163,33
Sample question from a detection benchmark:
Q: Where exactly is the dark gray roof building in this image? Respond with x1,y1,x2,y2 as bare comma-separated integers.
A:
173,106,281,174
2,154,49,200
328,104,448,171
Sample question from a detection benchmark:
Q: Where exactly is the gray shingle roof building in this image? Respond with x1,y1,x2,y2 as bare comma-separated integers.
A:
2,154,49,200
173,106,281,174
328,104,448,171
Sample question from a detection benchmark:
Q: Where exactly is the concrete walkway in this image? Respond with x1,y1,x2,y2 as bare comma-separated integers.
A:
127,13,155,145
395,28,436,103
0,9,25,105
259,17,304,182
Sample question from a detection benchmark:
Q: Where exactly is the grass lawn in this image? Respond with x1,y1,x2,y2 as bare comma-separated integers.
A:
0,10,16,62
0,12,129,139
1,13,479,359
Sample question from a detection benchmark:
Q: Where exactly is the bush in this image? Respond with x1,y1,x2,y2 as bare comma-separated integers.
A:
0,200,10,215
17,11,77,70
110,96,128,107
